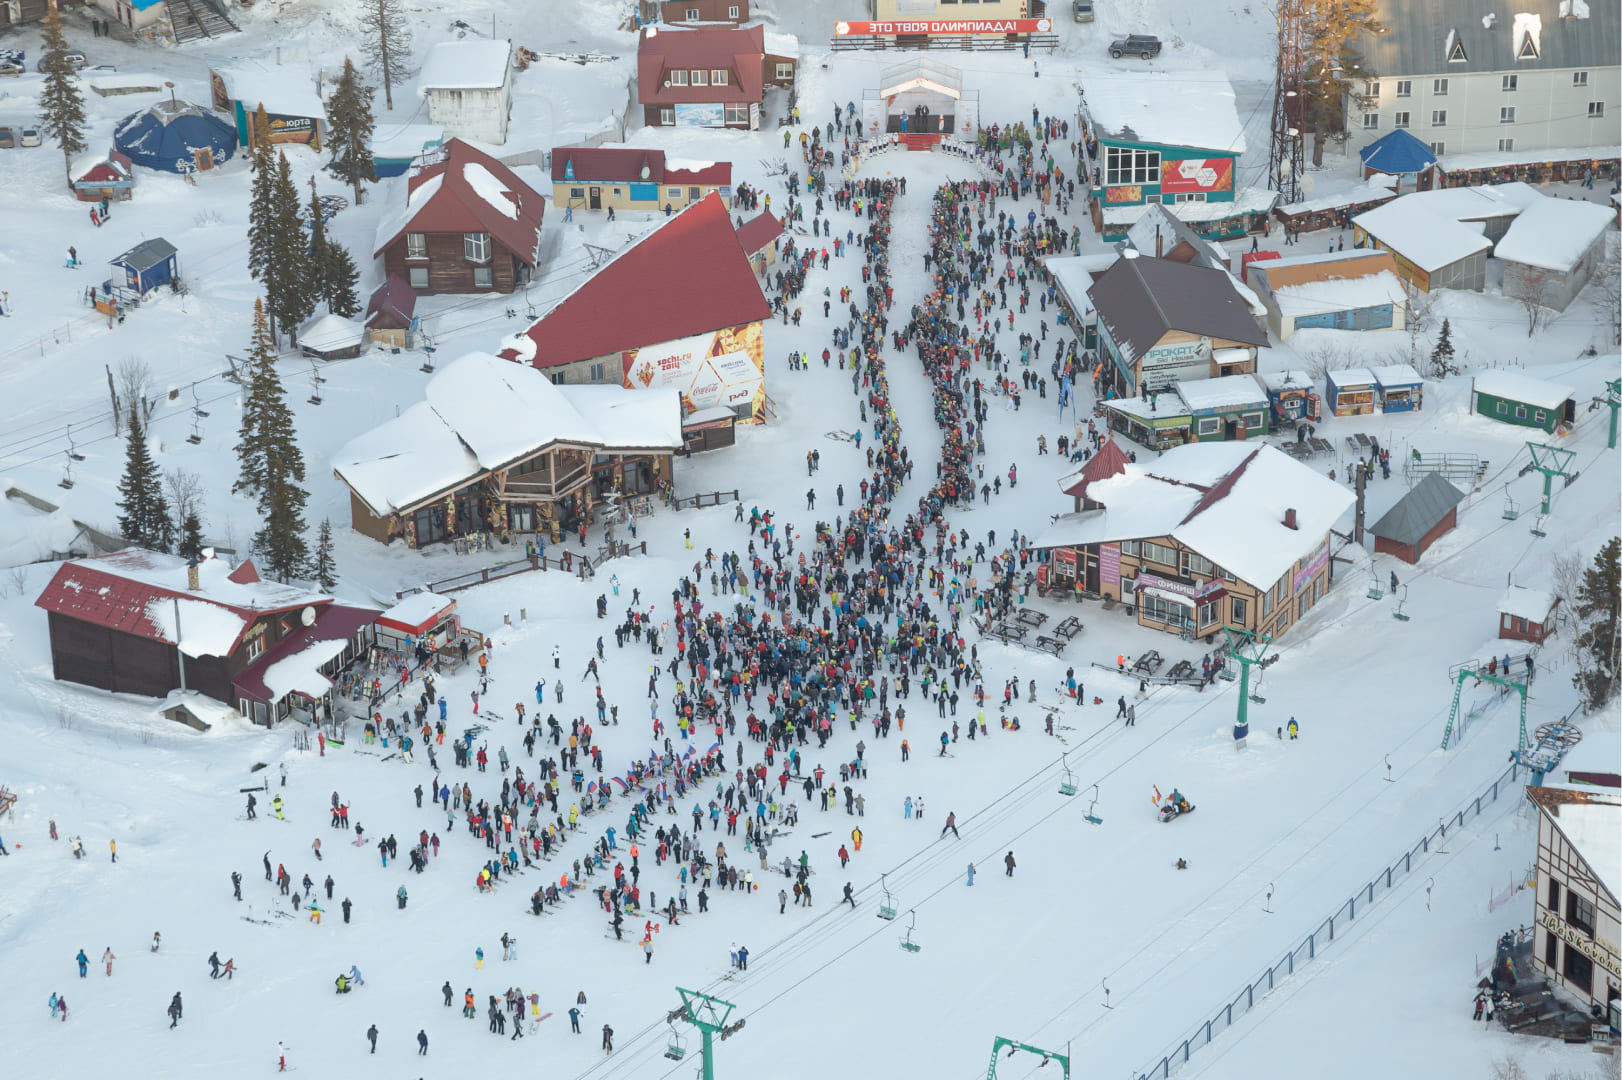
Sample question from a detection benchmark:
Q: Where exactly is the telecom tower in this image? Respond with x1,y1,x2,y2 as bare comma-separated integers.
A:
1268,0,1307,206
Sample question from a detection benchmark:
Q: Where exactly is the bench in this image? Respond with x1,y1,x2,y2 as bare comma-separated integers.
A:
1054,616,1083,640
1167,660,1195,680
1132,650,1164,675
1016,608,1048,628
1032,635,1065,656
986,622,1027,643
1309,437,1334,455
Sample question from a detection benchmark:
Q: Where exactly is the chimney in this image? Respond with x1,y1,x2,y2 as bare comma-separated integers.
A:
187,558,200,591
1284,508,1298,530
1155,224,1163,258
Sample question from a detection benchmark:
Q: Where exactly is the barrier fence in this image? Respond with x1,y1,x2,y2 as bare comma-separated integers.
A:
1135,758,1525,1080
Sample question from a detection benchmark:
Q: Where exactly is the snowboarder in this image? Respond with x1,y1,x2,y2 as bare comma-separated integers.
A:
940,811,960,839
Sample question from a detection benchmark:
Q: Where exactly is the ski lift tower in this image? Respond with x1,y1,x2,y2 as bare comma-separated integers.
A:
1524,441,1577,537
667,987,745,1080
1220,625,1279,746
1440,667,1529,753
1603,377,1621,451
986,1037,1071,1079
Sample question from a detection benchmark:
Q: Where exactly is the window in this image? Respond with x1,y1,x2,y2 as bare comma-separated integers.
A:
667,187,682,199
1496,401,1509,416
1589,102,1606,118
1362,113,1380,129
1140,592,1172,624
1119,540,1141,557
1500,106,1516,123
691,69,708,86
588,362,605,382
1395,79,1411,97
1447,38,1467,62
660,107,675,125
1393,111,1410,128
464,232,490,262
1564,947,1594,993
408,267,428,289
1244,411,1265,430
685,6,699,18
711,69,728,85
669,69,688,86
570,187,584,198
1198,600,1218,627
1573,71,1589,87
1433,78,1449,95
405,232,427,259
1230,596,1249,625
1533,409,1547,425
728,5,739,16
1545,931,1559,967
724,103,749,124
1141,541,1177,567
1261,587,1275,618
1429,141,1446,155
1502,74,1518,91
1515,404,1528,419
1498,138,1515,152
246,634,266,662
1518,34,1538,59
1568,893,1596,935
1104,146,1160,186
776,62,794,80
1431,109,1448,126
1183,551,1213,578
1196,417,1221,436
1365,80,1380,97
472,266,493,289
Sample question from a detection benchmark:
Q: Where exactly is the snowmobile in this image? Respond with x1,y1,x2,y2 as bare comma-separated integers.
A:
1157,791,1194,823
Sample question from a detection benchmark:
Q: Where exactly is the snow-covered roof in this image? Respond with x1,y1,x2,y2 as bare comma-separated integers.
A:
1082,71,1246,153
1438,144,1621,174
418,40,513,92
1561,731,1621,784
1354,197,1491,272
1259,369,1315,392
379,592,456,632
1498,585,1557,621
1370,363,1422,387
332,352,685,517
1493,197,1615,272
879,57,962,100
261,636,353,701
299,314,365,352
1044,253,1118,310
1399,182,1545,221
464,162,518,219
1472,369,1574,410
212,64,326,118
1272,270,1408,318
1278,175,1397,216
157,689,240,727
1031,443,1355,588
1174,374,1268,412
373,173,444,258
1529,788,1622,904
145,595,250,659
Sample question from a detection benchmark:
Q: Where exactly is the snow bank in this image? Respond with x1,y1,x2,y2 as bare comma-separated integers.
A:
144,596,247,658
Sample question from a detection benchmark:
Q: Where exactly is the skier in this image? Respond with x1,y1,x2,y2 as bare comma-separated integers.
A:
276,1041,287,1071
101,947,115,975
940,811,960,839
1004,851,1016,877
168,992,183,1028
603,1023,615,1053
367,1023,379,1053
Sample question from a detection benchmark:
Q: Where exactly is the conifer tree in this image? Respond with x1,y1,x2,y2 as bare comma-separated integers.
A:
255,463,310,582
36,1,87,186
234,298,277,496
1572,537,1620,711
312,518,339,591
235,299,311,581
1300,0,1382,165
116,405,172,551
177,510,206,563
247,107,279,288
1429,317,1456,377
262,151,315,343
322,242,361,318
325,58,378,204
356,0,412,111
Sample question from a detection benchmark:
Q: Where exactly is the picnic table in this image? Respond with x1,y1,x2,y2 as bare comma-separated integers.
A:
1166,659,1195,680
986,622,1028,643
1309,437,1335,455
1131,650,1164,675
1015,608,1048,629
1054,616,1083,640
1032,635,1065,656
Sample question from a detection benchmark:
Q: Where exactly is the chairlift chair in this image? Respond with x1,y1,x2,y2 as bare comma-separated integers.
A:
59,453,75,490
1392,584,1410,622
1529,514,1547,538
1057,752,1077,797
1502,485,1519,521
664,1023,687,1060
65,424,87,462
1365,565,1384,600
1083,784,1102,825
899,909,921,953
420,343,437,374
877,873,897,920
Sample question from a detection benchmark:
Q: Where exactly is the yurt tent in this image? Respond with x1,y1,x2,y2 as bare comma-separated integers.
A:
114,99,238,174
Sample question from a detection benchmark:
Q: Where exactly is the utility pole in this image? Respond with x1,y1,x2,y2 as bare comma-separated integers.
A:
1220,625,1278,747
985,1037,1071,1079
1353,461,1367,544
668,987,744,1080
1267,0,1306,206
173,596,188,692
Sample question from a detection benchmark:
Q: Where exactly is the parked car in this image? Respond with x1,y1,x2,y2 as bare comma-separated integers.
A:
0,127,14,149
0,48,24,64
36,51,89,72
1073,0,1094,21
1108,34,1161,59
0,59,25,77
19,127,41,147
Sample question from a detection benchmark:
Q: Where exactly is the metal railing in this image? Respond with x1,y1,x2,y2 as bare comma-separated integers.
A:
1135,758,1524,1080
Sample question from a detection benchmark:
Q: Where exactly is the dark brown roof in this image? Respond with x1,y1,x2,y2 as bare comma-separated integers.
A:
1086,255,1267,364
638,24,763,106
365,275,417,329
373,139,545,263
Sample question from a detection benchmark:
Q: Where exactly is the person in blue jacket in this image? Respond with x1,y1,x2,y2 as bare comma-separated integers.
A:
76,949,89,977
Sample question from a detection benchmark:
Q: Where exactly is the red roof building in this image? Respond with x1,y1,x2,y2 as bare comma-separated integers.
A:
1058,438,1131,509
372,138,546,295
363,274,417,346
637,24,795,129
35,549,378,725
550,146,732,213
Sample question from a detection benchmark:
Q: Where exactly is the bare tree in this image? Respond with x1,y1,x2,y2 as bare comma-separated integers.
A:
356,0,413,111
1551,547,1590,684
1301,342,1355,381
1402,279,1437,367
1594,244,1621,347
1507,275,1552,338
165,468,205,523
114,356,154,432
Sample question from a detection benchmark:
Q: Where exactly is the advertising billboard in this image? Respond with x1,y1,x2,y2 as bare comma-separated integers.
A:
835,18,1050,34
1141,338,1211,390
673,102,724,128
622,322,767,422
1159,157,1235,195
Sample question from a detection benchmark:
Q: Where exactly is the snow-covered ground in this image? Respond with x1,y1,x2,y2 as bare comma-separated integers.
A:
1,1,1619,1078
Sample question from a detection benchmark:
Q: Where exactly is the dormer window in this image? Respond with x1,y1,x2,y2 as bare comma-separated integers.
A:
691,69,708,86
1517,34,1538,58
670,69,688,86
1447,35,1467,62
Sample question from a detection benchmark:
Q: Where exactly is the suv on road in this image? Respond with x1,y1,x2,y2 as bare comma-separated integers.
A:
1073,0,1094,21
36,51,88,72
1109,34,1161,59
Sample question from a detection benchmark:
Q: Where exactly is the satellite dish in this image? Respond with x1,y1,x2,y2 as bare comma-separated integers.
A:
1300,173,1317,197
301,606,317,626
641,164,651,180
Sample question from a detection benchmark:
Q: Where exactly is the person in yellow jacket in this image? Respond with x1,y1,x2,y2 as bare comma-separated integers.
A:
851,826,863,851
568,806,579,830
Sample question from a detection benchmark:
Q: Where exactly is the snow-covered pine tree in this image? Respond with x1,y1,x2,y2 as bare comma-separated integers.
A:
116,404,172,552
1429,317,1456,377
307,177,332,301
263,151,315,344
325,58,378,204
312,518,339,591
177,510,206,563
1572,537,1620,712
356,0,412,111
234,298,276,496
247,107,279,286
1299,0,1381,166
323,242,361,317
255,467,310,583
36,1,87,187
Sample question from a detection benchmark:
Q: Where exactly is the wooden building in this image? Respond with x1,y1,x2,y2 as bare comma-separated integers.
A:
1325,368,1378,417
734,209,783,273
660,0,749,23
1497,585,1559,643
1033,443,1354,639
333,351,685,548
550,146,732,213
1099,374,1270,451
1525,786,1621,1028
299,315,366,360
637,24,795,130
72,150,135,203
34,549,377,725
1247,250,1408,340
418,40,514,145
372,139,546,296
1470,370,1575,434
1371,363,1423,412
1494,197,1616,313
1368,473,1463,564
363,275,416,347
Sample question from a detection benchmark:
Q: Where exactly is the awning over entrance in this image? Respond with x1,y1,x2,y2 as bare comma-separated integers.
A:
879,58,963,100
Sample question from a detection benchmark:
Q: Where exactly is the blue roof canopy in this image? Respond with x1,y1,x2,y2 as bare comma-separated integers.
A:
1359,129,1438,175
114,99,238,173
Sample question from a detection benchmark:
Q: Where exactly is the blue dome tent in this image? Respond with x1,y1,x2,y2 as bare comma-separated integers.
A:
114,99,238,174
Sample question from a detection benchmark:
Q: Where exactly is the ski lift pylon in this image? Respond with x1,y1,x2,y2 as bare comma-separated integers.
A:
877,873,897,921
1058,752,1077,797
899,909,921,953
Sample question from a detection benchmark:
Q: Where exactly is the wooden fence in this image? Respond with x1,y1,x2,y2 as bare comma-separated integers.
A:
673,489,740,511
395,541,647,599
